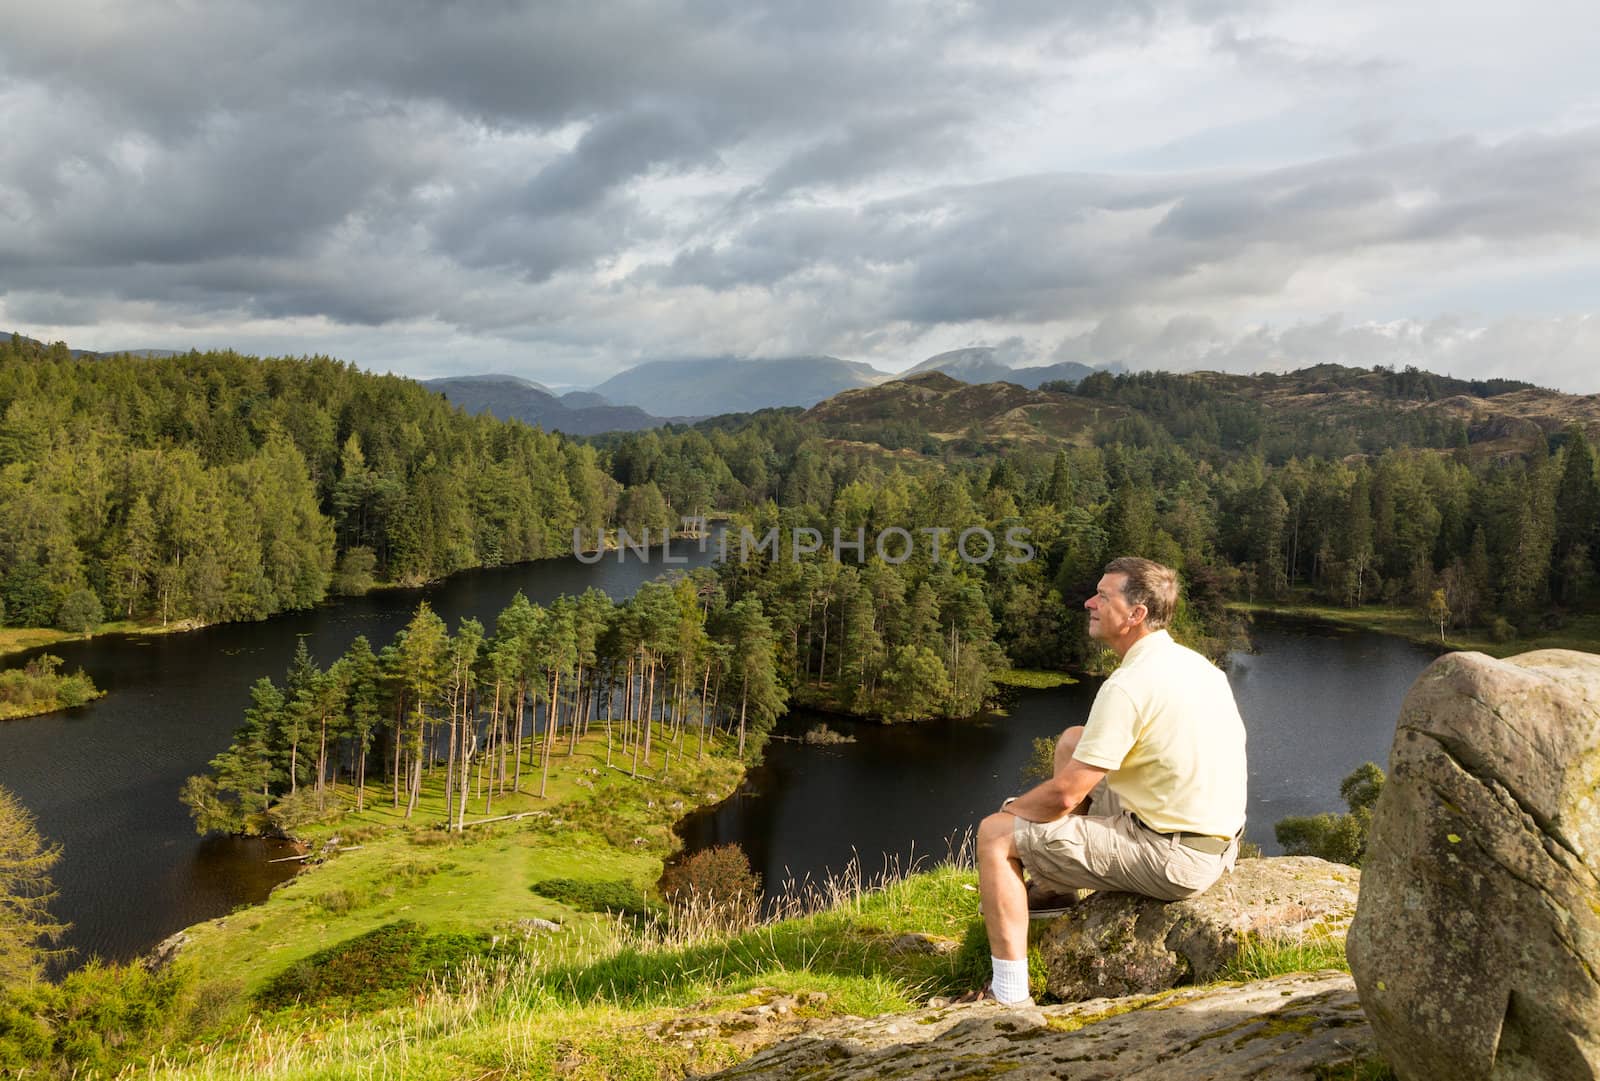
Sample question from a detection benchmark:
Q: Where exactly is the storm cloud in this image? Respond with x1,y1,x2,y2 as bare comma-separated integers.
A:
2,0,1597,389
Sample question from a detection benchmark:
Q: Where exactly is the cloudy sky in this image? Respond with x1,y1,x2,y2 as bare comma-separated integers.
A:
3,0,1599,390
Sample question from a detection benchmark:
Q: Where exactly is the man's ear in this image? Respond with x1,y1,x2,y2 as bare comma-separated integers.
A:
1129,603,1148,626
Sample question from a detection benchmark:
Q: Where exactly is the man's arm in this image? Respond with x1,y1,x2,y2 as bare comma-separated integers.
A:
1001,756,1108,823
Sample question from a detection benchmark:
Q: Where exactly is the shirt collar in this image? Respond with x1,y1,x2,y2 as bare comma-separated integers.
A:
1122,628,1172,665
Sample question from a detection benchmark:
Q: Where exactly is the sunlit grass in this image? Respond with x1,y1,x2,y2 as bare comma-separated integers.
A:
993,668,1078,689
1213,930,1351,983
148,849,987,1081
180,728,745,992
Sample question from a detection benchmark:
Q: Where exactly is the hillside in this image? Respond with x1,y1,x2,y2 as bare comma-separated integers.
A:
759,360,1600,471
1166,364,1600,458
805,371,1122,453
5,329,178,360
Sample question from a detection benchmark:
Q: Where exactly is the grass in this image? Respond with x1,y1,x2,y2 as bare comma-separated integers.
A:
0,616,216,658
1214,931,1351,983
139,858,1381,1081
1231,598,1600,657
118,830,1391,1081
141,856,988,1081
179,727,744,992
993,668,1079,689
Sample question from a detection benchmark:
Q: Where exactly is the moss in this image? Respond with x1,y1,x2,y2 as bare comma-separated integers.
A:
1045,989,1181,1033
1231,1011,1317,1047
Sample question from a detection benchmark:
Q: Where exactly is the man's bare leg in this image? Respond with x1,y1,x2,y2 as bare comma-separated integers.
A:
976,811,1028,961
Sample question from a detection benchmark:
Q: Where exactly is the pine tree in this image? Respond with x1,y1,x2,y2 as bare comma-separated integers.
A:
0,785,67,984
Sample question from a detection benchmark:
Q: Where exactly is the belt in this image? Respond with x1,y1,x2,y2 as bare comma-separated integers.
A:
1134,815,1237,855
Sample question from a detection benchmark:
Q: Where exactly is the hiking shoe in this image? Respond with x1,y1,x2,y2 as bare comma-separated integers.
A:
1027,882,1082,919
951,984,1036,1008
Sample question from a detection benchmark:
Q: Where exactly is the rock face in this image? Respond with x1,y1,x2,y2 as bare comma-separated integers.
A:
1347,649,1600,1081
705,971,1376,1081
1036,856,1360,1001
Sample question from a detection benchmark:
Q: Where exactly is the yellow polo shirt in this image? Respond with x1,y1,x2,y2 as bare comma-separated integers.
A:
1072,629,1248,838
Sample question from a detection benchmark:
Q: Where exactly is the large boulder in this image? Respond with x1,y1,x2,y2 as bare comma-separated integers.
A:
1347,649,1600,1081
707,971,1377,1081
1036,855,1359,1001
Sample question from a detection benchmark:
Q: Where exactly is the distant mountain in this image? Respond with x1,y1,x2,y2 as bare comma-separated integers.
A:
592,356,891,416
422,374,667,435
903,348,1017,384
559,390,611,409
434,373,555,396
905,347,1109,388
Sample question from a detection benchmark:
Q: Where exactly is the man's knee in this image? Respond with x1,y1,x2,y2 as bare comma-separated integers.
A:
977,812,1016,856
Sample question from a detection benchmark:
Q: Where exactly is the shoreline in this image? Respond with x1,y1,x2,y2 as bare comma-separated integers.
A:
1231,600,1600,658
0,527,731,661
0,687,108,722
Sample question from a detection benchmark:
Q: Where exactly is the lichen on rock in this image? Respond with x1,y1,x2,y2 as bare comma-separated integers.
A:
1347,648,1600,1081
1033,855,1360,1001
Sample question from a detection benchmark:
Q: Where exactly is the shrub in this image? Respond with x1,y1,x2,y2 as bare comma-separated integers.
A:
54,589,103,634
1275,763,1385,866
254,921,498,1009
532,877,648,917
659,844,761,909
332,546,376,596
1021,735,1056,785
311,886,367,915
0,961,206,1079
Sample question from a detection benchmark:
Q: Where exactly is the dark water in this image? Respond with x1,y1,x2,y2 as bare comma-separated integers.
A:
0,536,722,966
680,614,1442,904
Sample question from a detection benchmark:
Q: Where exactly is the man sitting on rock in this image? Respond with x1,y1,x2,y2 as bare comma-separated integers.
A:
963,556,1249,1006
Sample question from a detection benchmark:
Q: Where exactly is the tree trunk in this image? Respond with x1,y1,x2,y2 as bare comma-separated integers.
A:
698,664,711,759
738,672,749,758
540,670,559,798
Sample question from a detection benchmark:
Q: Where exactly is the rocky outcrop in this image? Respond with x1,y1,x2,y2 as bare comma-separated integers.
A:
142,930,188,972
1035,856,1360,1001
704,971,1376,1080
1347,649,1600,1081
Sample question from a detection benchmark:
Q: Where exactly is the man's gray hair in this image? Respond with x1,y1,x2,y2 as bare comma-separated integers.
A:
1103,556,1179,631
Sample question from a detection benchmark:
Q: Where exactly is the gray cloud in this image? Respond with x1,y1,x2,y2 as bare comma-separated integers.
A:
1,0,1596,391
705,129,1600,327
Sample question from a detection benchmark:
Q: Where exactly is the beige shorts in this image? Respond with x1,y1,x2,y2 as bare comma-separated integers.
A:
1012,780,1237,901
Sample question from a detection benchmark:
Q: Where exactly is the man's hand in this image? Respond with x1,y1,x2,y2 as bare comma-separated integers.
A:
1001,757,1107,823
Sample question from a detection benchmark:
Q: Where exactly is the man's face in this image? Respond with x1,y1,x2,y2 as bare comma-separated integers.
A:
1085,573,1140,642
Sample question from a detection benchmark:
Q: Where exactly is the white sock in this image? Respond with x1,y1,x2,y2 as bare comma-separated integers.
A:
990,956,1030,1003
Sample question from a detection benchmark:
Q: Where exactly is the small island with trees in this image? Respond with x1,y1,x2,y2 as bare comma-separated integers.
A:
0,654,103,721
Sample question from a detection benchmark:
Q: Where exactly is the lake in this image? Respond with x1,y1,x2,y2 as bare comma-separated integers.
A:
2,542,1441,965
678,614,1443,905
